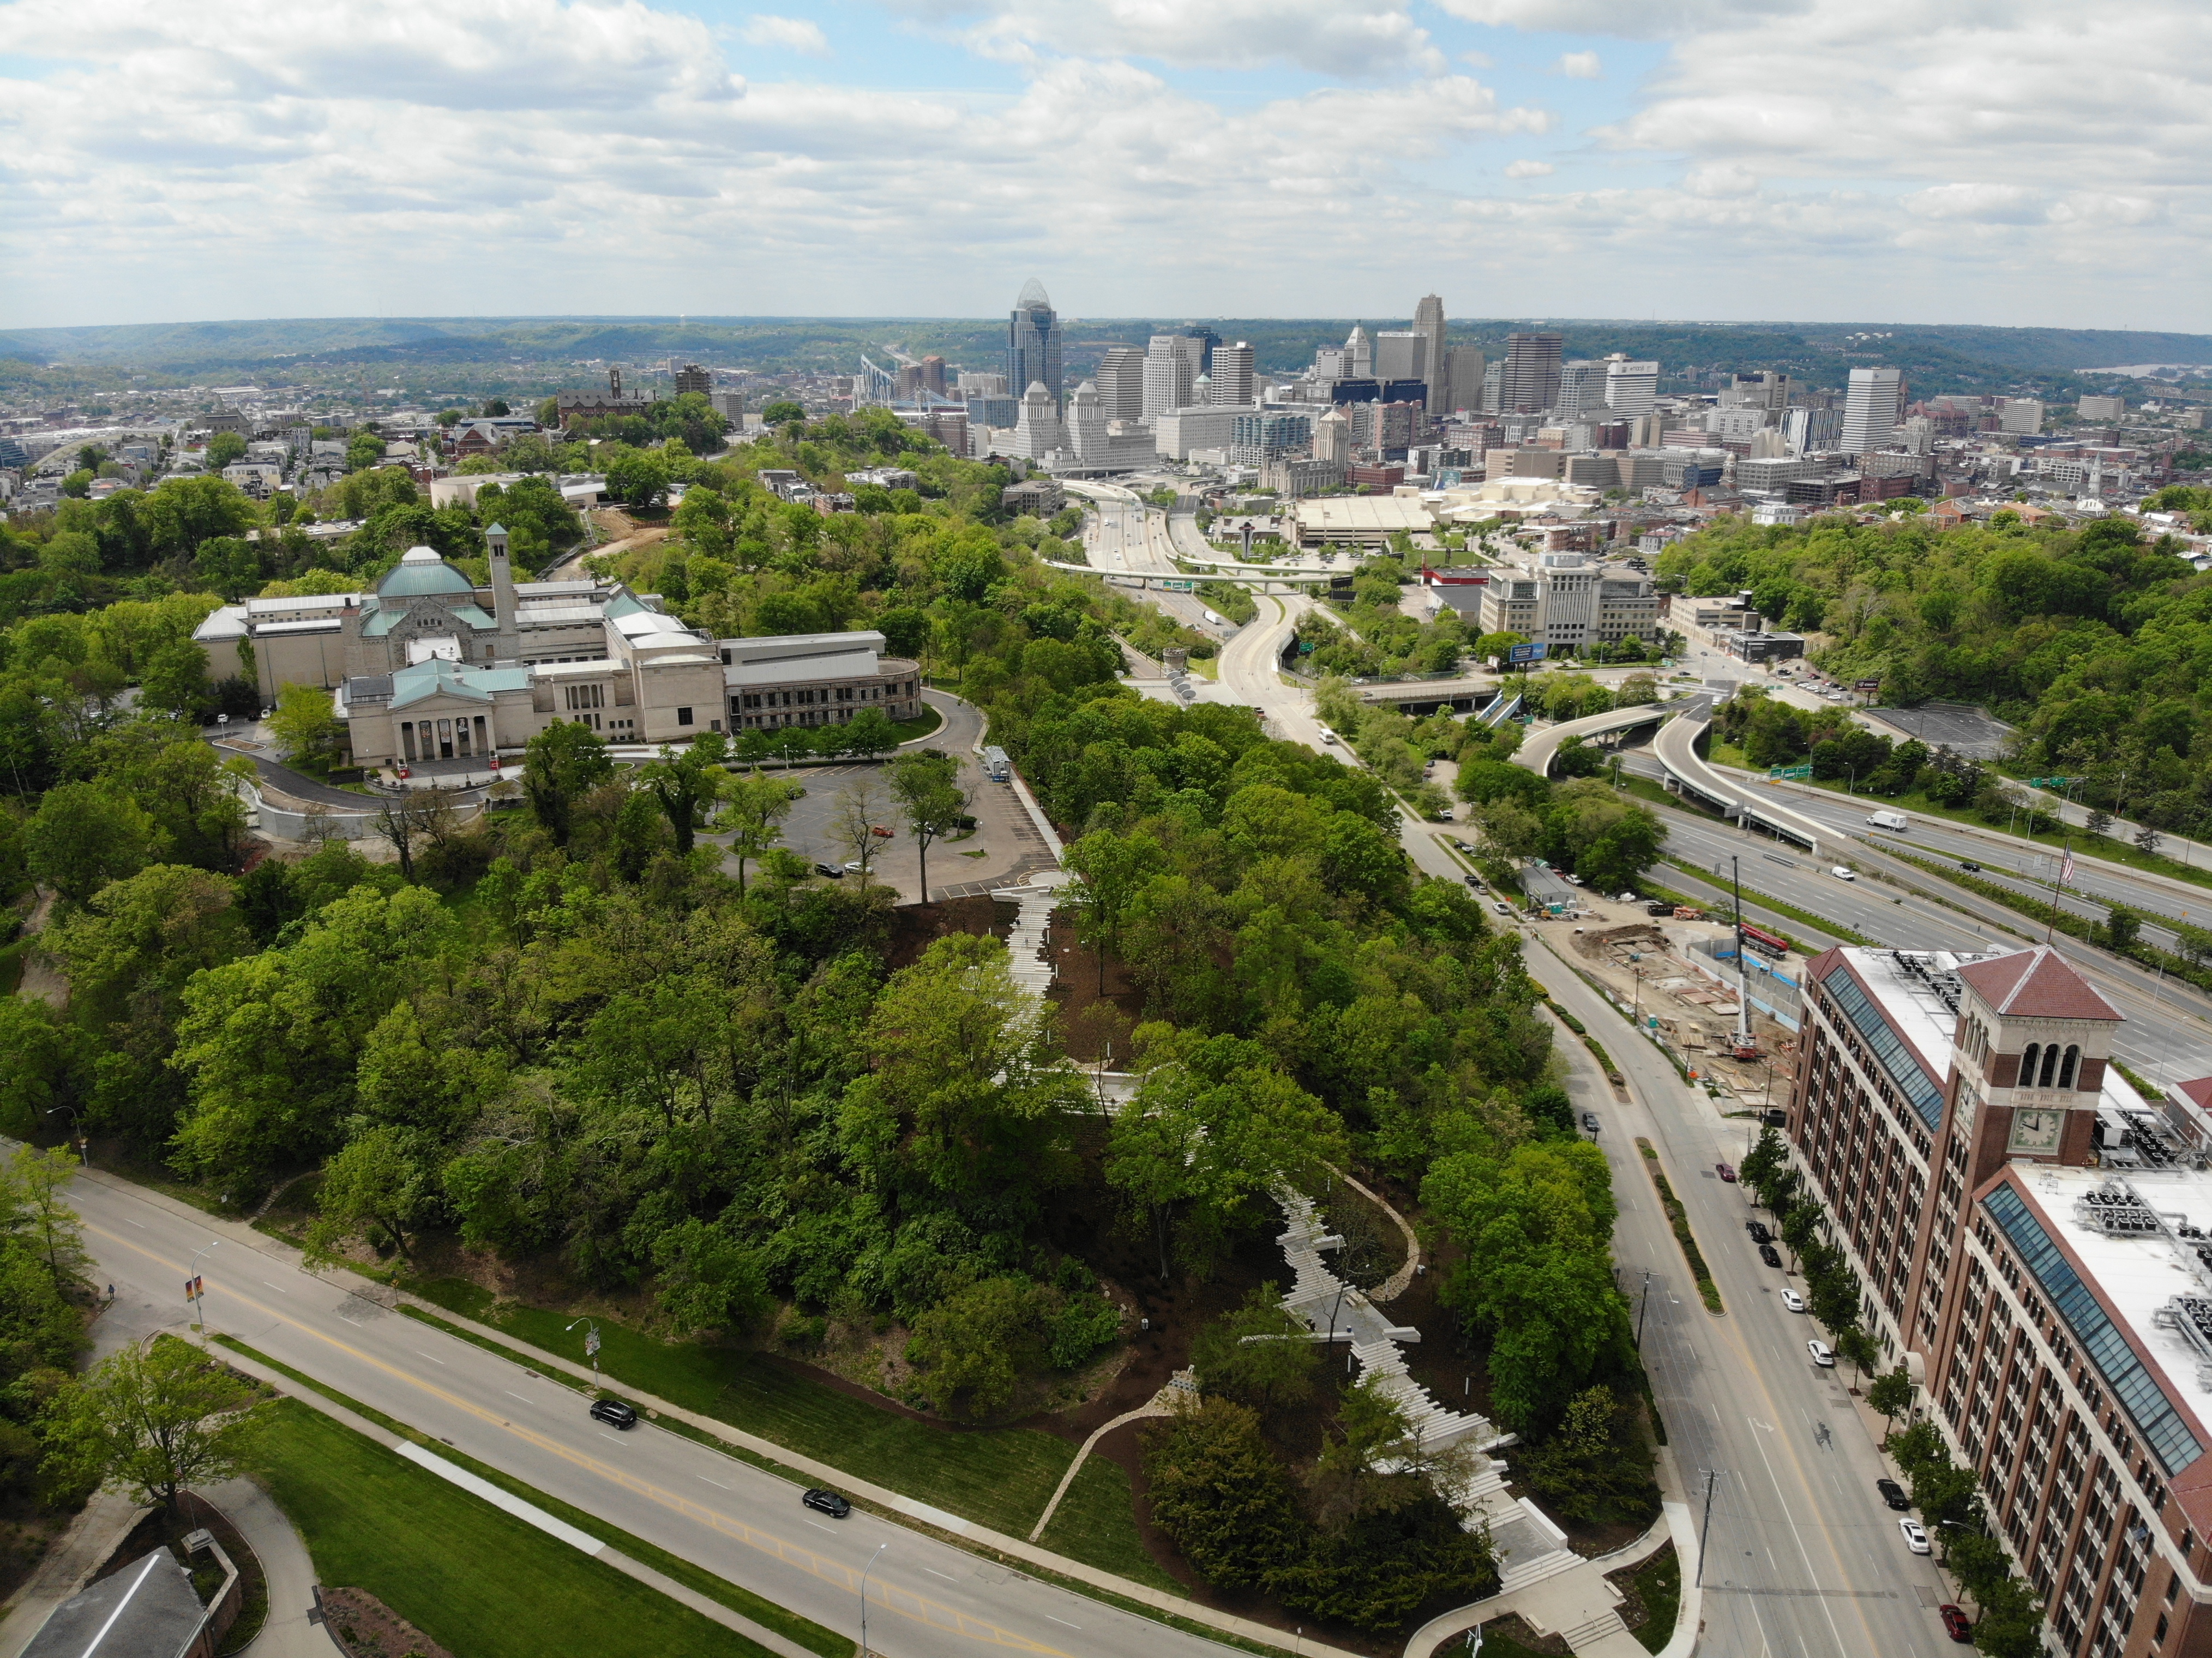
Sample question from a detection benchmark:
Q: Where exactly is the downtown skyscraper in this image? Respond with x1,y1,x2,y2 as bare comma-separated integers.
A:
1007,278,1063,409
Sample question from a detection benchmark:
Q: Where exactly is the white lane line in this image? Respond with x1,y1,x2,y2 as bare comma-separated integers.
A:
127,1219,147,1228
506,1391,534,1405
414,1351,446,1365
806,1521,837,1534
1045,1615,1081,1629
598,1434,626,1445
924,1567,958,1582
261,1281,287,1294
698,1475,730,1490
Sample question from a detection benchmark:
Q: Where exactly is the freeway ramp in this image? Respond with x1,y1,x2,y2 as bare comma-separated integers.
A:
1515,701,1671,776
1654,706,1826,854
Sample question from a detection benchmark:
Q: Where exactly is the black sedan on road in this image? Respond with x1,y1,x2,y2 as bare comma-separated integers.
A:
803,1488,852,1518
1758,1243,1783,1268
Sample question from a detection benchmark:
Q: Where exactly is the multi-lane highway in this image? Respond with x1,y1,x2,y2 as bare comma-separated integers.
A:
71,1169,1251,1658
1540,946,1961,1658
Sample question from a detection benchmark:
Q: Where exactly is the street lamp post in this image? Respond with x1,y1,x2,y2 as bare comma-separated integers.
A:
858,1541,888,1658
566,1318,602,1392
188,1239,220,1343
45,1103,88,1166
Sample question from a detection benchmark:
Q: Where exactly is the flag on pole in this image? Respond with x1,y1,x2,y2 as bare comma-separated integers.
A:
2059,848,2075,887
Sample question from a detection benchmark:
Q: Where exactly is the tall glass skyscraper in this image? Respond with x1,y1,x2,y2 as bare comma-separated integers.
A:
1008,279,1063,410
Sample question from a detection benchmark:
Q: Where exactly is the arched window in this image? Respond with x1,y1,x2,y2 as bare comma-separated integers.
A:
2021,1043,2040,1086
2059,1046,2081,1090
2039,1044,2061,1089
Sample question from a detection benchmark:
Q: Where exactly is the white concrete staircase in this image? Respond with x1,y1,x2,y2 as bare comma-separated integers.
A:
990,872,1067,996
1268,1187,1580,1591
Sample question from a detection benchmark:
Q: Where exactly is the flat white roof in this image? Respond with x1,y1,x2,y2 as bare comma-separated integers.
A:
2011,1162,2212,1426
246,593,363,614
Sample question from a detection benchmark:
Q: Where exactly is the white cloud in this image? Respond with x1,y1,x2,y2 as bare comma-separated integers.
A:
0,0,2205,327
741,14,831,56
894,0,1444,77
1553,51,1602,78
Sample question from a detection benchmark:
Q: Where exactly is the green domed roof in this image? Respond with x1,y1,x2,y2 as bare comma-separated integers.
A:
377,546,476,598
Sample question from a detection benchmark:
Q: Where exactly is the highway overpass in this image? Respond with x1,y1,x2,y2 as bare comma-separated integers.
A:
1653,704,1829,854
1514,701,1672,776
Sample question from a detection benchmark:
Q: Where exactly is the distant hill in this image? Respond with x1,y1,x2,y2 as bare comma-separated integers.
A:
3,315,2208,400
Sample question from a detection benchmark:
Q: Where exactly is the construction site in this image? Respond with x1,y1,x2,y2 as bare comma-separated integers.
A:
1523,895,1803,1112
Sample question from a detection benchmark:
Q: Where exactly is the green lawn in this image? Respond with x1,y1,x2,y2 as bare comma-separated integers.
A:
255,1399,783,1658
891,707,943,743
1036,1452,1182,1593
1630,1546,1681,1654
406,1281,1084,1545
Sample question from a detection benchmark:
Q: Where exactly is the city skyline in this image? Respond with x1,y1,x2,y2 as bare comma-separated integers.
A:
0,0,2204,332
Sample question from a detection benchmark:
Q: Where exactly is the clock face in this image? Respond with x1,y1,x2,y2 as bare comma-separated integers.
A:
2009,1109,2063,1155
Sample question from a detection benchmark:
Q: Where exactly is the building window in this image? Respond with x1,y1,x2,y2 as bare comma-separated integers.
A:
677,706,693,726
565,683,604,711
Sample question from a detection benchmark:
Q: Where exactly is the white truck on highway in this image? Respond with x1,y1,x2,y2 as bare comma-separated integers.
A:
1866,810,1909,831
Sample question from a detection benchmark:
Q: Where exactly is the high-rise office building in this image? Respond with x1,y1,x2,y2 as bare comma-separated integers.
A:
1007,279,1063,410
1501,332,1564,413
1842,367,1905,453
1480,360,1506,413
1445,346,1484,417
1143,335,1195,419
1556,359,1607,417
1210,342,1255,406
1313,406,1351,464
1374,331,1428,385
1096,347,1146,424
921,356,947,397
674,363,711,396
1412,295,1448,417
1175,326,1222,379
1784,405,1844,454
1602,355,1658,417
1343,325,1374,380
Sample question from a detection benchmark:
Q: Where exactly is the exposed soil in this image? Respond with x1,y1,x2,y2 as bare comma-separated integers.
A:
1042,920,1147,1064
885,893,1012,971
323,1585,456,1658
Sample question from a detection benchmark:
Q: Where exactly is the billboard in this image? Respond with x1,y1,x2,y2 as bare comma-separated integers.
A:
1507,642,1549,666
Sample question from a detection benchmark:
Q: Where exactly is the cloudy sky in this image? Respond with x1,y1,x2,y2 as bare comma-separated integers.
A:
1,0,2205,330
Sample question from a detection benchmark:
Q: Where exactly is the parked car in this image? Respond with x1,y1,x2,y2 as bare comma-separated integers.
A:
1899,1517,1932,1555
1830,866,1857,881
1564,872,1584,885
1493,902,1513,915
1807,1338,1836,1367
1877,1477,1910,1511
843,860,866,873
1746,1220,1772,1244
1716,1162,1738,1182
590,1398,639,1429
1452,839,1477,854
814,863,844,879
1780,1288,1807,1313
1759,1242,1783,1267
803,1488,853,1518
1939,1604,1974,1643
1463,873,1483,888
1582,1112,1600,1133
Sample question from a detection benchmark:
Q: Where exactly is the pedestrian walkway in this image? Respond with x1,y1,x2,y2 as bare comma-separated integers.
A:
992,872,1069,995
194,1477,338,1658
1267,1190,1590,1591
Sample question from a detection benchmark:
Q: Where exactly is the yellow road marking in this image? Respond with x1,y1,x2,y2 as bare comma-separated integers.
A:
86,1223,1068,1657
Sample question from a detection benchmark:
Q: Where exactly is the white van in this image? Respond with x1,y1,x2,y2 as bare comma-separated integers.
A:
1830,866,1857,881
1316,726,1337,745
1865,810,1909,831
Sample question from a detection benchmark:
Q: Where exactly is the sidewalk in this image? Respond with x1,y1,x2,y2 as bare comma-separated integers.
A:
195,1477,338,1658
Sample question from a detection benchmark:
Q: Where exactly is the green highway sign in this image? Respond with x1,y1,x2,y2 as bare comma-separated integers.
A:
1769,764,1812,780
2026,777,2072,788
